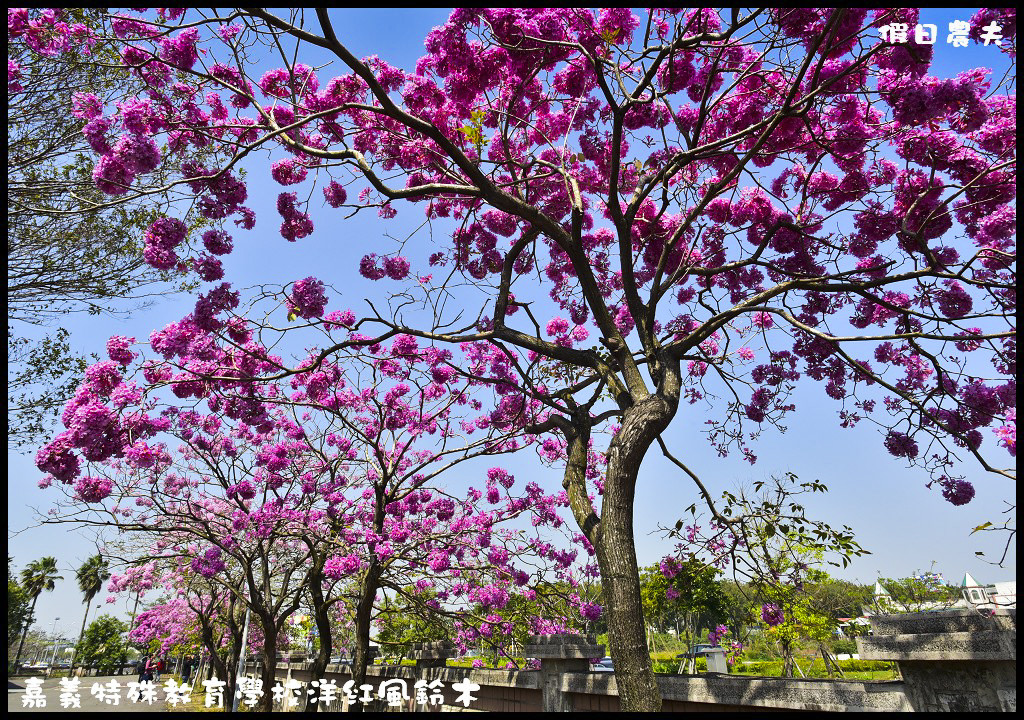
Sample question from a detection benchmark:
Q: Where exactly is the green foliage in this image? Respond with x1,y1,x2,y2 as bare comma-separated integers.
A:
838,659,894,672
76,615,128,674
7,9,204,447
19,556,63,599
76,555,110,604
739,630,775,660
653,657,706,674
375,593,451,658
669,475,872,677
829,638,858,655
736,658,892,676
873,575,961,613
806,578,873,621
458,109,487,155
639,559,727,649
12,556,63,670
672,474,869,574
500,581,590,654
7,559,32,649
717,581,760,639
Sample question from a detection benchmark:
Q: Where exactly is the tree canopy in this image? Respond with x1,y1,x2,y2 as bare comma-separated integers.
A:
7,8,205,448
75,614,129,674
22,8,1017,711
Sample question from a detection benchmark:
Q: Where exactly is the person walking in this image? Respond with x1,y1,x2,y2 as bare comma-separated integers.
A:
154,656,164,682
143,655,155,682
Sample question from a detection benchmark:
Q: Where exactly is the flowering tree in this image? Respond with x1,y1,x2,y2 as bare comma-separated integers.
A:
40,297,591,709
662,474,874,676
25,7,1018,710
52,400,326,712
126,564,256,707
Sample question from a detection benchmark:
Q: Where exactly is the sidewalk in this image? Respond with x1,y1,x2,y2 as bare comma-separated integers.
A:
9,675,172,713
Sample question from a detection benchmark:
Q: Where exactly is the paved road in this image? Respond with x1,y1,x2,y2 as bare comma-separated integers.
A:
9,676,172,713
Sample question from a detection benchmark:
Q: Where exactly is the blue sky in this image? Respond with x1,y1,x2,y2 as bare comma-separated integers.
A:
8,8,1015,641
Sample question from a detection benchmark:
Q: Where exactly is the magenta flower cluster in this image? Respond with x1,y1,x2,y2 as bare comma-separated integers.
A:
142,217,187,271
287,276,329,319
761,603,785,627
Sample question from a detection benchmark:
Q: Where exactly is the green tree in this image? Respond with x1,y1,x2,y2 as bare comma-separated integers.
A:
663,474,869,672
806,577,873,621
761,566,851,676
13,557,62,671
73,555,110,671
717,580,760,643
7,559,33,667
764,590,840,676
640,560,726,651
375,592,451,661
873,574,960,613
75,615,128,674
496,580,591,661
7,8,202,448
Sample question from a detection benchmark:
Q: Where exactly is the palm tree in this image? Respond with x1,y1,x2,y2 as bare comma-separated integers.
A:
13,557,63,671
73,555,110,671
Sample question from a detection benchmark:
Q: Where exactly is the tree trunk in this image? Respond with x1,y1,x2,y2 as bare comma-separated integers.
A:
781,641,796,678
303,568,333,712
72,599,91,673
596,516,660,710
221,606,244,712
595,392,678,712
257,618,277,713
349,564,382,713
199,622,230,705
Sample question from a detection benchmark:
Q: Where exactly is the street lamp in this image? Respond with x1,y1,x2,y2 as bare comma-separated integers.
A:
47,618,61,670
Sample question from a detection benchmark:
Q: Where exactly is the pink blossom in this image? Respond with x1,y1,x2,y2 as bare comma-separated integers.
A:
761,603,784,626
884,431,919,459
106,336,136,366
324,554,362,578
271,158,308,186
383,256,411,280
323,181,348,207
939,477,975,506
75,475,113,503
580,602,602,621
287,276,328,319
202,229,233,255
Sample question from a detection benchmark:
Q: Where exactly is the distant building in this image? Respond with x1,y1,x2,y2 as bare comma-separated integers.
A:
835,617,871,636
959,572,1016,610
866,573,1016,616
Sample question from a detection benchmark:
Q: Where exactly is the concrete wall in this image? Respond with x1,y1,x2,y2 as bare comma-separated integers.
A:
858,608,1016,712
247,617,1015,712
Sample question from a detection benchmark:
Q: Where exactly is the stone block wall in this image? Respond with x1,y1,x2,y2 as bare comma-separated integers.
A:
248,615,1015,712
858,608,1016,712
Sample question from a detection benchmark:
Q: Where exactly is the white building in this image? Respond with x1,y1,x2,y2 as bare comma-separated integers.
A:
959,572,1016,610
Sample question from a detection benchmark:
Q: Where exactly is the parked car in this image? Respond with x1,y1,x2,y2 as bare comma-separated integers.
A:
591,656,614,672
